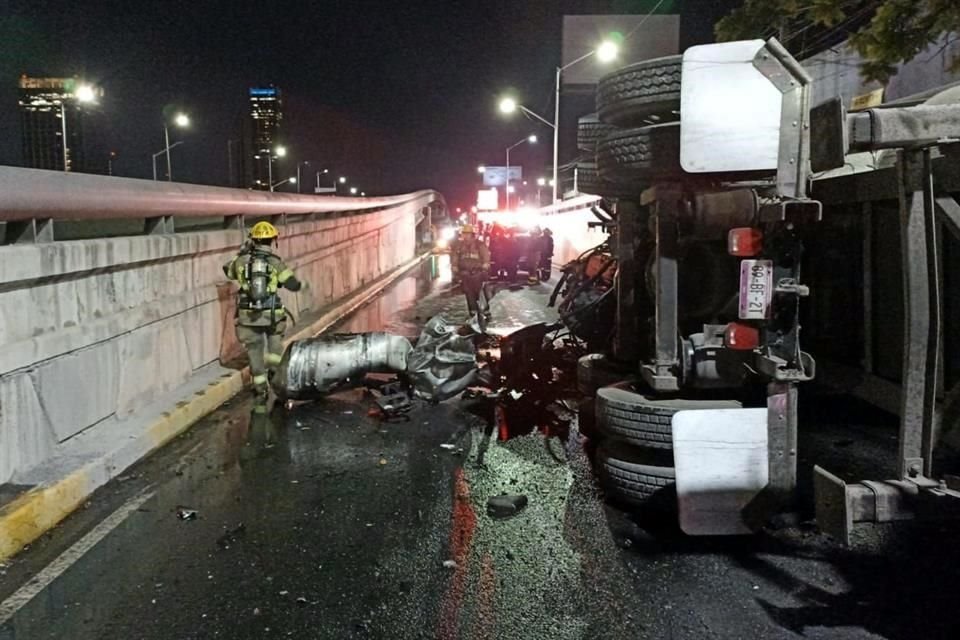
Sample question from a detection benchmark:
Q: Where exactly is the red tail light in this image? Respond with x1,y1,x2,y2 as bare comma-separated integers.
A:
725,322,760,350
728,227,764,257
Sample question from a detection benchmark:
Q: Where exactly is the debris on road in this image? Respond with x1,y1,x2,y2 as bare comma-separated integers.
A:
442,560,457,569
176,507,198,521
271,315,482,403
486,494,529,519
406,315,480,402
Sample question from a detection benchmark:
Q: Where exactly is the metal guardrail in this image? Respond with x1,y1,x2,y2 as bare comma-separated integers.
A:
0,166,445,244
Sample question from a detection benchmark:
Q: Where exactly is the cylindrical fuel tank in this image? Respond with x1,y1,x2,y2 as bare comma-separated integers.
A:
272,333,413,399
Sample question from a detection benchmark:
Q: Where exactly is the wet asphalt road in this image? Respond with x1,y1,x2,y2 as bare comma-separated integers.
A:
2,257,960,639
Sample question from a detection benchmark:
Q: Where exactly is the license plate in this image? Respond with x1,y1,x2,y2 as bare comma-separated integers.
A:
739,259,773,320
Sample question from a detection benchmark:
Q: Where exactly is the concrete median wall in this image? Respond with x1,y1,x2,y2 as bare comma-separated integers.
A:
539,195,609,266
0,194,438,485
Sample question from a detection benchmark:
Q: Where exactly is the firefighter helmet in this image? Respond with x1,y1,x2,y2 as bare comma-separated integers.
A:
250,221,279,240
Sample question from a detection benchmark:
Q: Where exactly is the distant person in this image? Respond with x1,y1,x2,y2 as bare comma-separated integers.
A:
223,221,304,412
527,226,543,285
450,223,491,319
539,227,554,280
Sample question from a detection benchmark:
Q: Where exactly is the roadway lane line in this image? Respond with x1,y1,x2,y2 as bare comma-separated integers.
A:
0,486,155,626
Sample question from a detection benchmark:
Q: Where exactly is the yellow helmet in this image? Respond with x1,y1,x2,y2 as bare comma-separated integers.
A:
250,221,279,240
461,223,476,234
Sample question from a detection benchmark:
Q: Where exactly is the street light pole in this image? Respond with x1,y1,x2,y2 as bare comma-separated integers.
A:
553,66,561,205
164,124,173,181
59,85,97,172
60,102,69,172
505,146,510,211
499,40,618,205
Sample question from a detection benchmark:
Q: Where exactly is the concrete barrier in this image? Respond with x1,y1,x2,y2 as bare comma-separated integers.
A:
0,174,444,491
537,194,608,266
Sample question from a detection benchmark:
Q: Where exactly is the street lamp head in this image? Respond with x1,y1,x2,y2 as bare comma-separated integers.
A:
174,113,190,127
499,97,517,114
350,187,358,195
75,85,97,104
528,134,537,143
596,40,619,63
339,176,347,183
537,178,546,186
361,191,366,197
289,177,297,184
477,165,486,174
274,145,287,158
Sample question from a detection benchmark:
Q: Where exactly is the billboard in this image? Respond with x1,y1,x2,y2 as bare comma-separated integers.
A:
477,188,499,211
561,13,680,86
482,166,522,187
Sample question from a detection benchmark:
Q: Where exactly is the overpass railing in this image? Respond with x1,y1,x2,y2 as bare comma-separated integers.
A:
0,167,444,244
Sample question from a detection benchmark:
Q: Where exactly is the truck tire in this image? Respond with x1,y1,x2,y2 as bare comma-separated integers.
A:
597,123,682,184
577,161,644,200
596,444,676,508
578,398,599,439
577,113,617,153
596,382,742,451
597,55,682,127
577,353,626,396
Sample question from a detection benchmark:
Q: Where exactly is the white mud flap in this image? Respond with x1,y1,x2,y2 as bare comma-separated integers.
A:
673,408,768,535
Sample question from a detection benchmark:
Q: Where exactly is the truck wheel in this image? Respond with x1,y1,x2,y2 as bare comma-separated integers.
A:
596,382,742,451
577,113,617,153
577,161,645,199
596,444,676,509
577,353,626,396
578,398,599,439
597,55,682,127
597,123,682,184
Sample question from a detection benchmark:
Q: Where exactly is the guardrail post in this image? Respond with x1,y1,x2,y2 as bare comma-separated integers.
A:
144,216,174,235
3,218,54,244
223,214,244,230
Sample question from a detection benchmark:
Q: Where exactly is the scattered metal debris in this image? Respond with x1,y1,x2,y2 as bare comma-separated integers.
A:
273,333,413,399
176,508,198,521
406,315,479,402
486,494,529,519
271,315,481,403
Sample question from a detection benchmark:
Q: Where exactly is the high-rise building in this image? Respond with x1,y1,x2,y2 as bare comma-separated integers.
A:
18,76,101,172
246,85,283,189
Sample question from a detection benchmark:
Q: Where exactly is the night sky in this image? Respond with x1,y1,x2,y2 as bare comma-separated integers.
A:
0,0,739,209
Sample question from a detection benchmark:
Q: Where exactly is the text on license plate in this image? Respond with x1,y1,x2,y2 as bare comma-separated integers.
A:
739,259,773,320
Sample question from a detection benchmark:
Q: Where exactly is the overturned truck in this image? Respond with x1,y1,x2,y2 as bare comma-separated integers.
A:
569,38,960,540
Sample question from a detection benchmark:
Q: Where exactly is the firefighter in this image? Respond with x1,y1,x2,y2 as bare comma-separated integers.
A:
539,227,554,280
450,223,491,318
526,226,543,285
223,221,303,412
